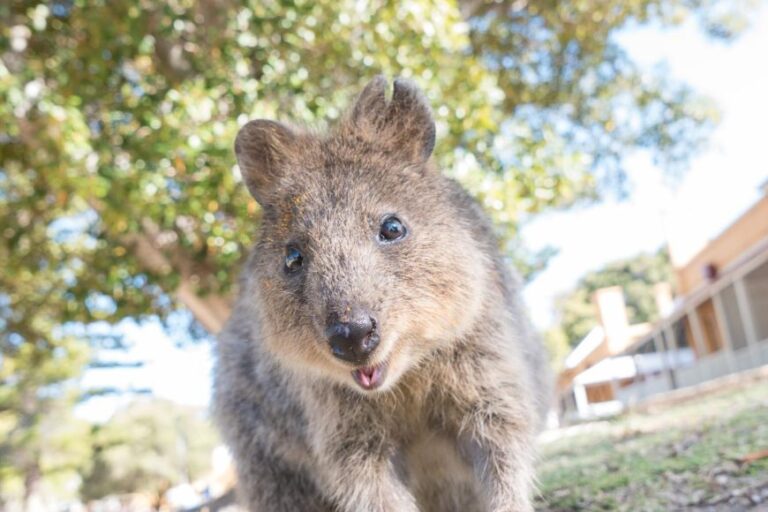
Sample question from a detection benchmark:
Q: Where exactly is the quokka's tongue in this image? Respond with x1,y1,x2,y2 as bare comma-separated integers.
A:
358,367,374,387
352,366,380,390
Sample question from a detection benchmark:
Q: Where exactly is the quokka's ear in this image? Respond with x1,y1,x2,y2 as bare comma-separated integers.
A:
234,120,297,204
350,76,436,164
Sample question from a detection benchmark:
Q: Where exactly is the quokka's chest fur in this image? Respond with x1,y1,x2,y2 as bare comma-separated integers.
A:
254,351,494,510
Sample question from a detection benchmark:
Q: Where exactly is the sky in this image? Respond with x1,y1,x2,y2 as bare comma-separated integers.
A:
522,5,768,327
76,321,213,422
76,5,768,421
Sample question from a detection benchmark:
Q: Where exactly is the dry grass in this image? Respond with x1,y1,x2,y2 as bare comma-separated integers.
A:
536,379,768,511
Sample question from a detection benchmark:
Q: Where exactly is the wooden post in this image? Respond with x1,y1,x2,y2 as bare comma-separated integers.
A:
712,292,736,372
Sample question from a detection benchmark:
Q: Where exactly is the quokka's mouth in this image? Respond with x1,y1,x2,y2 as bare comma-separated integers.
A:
351,361,388,390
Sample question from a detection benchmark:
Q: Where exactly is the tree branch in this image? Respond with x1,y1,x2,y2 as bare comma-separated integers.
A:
127,219,232,334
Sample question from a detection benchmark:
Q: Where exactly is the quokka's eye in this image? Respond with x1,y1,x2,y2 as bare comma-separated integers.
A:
285,246,303,273
378,216,407,242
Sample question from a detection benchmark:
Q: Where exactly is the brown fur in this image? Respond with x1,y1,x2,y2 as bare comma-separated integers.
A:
213,76,552,511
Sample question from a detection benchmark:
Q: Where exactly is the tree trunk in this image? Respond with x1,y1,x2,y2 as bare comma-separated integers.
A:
176,280,231,334
22,463,41,512
129,219,233,334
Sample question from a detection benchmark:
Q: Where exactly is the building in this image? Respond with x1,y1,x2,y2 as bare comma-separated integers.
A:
558,188,768,422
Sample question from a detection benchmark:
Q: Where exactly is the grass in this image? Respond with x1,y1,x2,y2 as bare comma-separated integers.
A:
535,380,768,511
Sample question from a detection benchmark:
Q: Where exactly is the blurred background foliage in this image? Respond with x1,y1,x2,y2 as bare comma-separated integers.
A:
79,399,218,504
0,0,758,506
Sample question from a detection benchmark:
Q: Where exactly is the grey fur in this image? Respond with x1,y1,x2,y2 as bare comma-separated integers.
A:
214,76,552,512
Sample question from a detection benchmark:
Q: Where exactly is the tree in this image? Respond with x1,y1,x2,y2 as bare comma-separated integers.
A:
542,327,571,372
79,399,219,505
0,208,147,506
0,333,92,509
0,227,92,508
552,248,674,352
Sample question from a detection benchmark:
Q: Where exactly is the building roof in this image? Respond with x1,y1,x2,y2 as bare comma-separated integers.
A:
675,191,768,295
573,356,636,386
572,349,696,387
564,326,604,370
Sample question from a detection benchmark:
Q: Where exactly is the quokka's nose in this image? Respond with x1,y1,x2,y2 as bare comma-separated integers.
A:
325,310,379,364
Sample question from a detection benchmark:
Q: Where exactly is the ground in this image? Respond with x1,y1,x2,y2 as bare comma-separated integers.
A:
536,379,768,511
